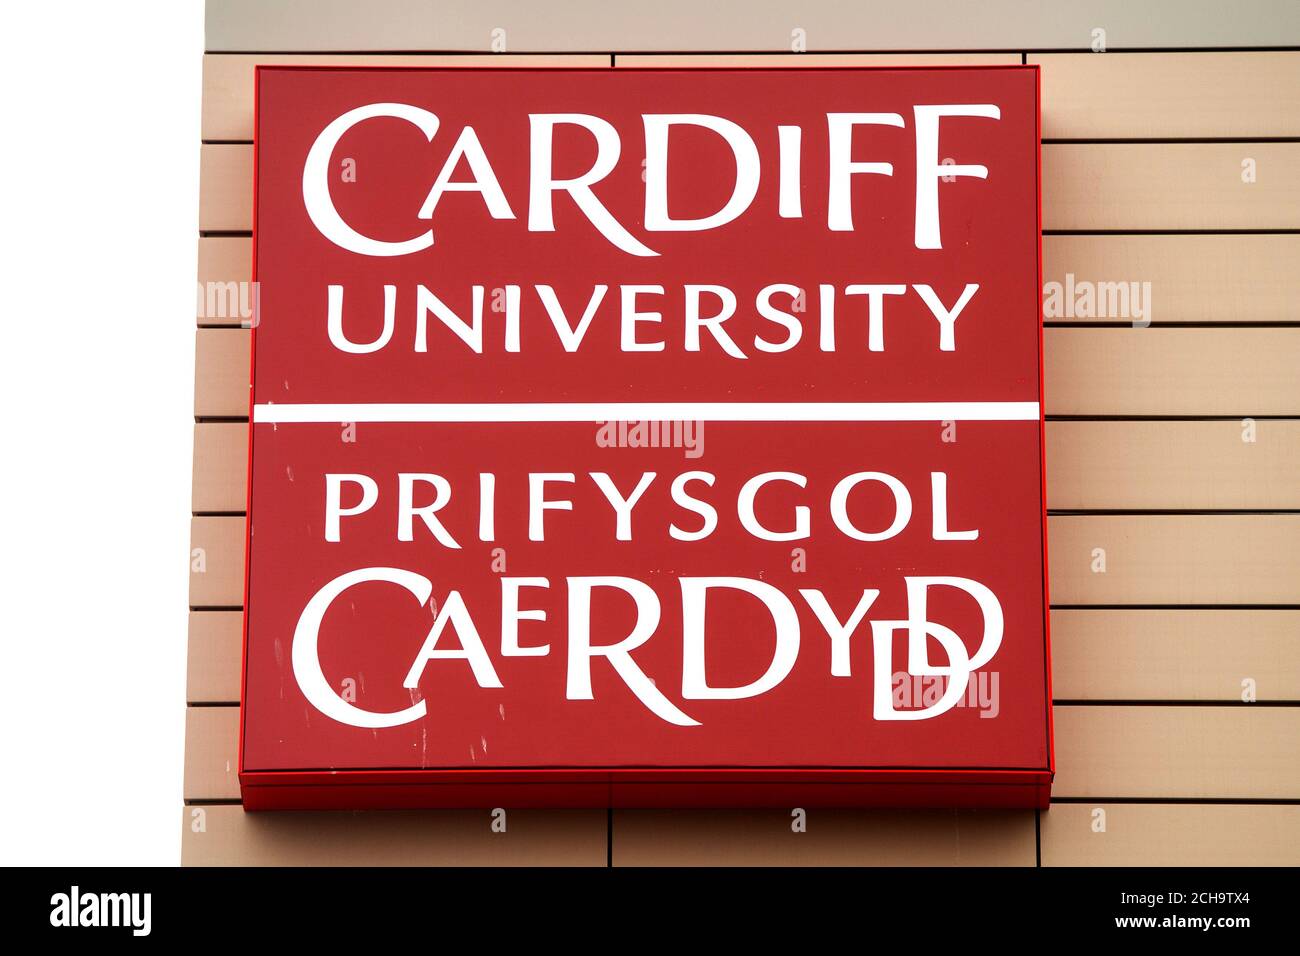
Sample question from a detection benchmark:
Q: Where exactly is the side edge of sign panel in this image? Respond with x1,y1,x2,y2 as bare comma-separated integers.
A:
242,66,1049,809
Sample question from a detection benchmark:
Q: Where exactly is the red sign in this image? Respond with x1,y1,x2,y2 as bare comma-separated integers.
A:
241,66,1051,810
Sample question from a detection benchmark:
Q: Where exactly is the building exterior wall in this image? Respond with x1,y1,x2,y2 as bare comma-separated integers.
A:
185,0,1300,865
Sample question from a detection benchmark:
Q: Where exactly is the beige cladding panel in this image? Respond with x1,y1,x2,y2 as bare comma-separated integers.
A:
187,612,243,704
189,515,245,608
184,704,1300,803
1045,420,1300,510
1041,235,1300,325
1042,143,1300,231
193,328,1300,419
195,419,1300,514
196,236,252,327
187,608,1300,705
1041,804,1300,867
192,422,248,513
190,512,1300,610
202,53,612,141
184,706,240,801
198,143,1300,233
1048,515,1300,606
1033,52,1300,138
1050,610,1300,702
1052,707,1300,800
1043,329,1300,418
193,329,248,419
198,236,1300,331
183,804,609,866
612,809,1035,866
198,145,251,233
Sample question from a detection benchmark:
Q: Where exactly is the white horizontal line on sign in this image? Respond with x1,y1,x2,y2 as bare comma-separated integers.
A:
252,402,1042,423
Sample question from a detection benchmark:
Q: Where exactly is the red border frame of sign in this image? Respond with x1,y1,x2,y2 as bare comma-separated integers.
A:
237,65,1053,811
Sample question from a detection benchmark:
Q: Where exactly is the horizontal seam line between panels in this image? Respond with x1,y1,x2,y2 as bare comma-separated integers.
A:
1045,137,1300,144
205,47,1300,55
1052,415,1300,421
1049,797,1300,805
181,797,1300,807
1050,700,1300,707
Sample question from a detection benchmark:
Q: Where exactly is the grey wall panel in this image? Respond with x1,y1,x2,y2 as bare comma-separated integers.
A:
207,0,1300,53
